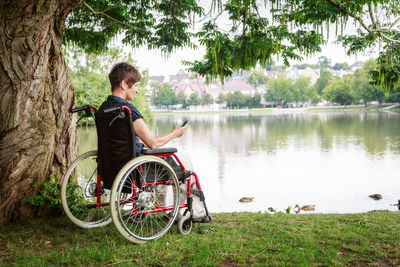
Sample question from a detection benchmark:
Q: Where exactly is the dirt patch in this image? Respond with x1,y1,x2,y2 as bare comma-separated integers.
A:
221,255,239,266
218,221,241,227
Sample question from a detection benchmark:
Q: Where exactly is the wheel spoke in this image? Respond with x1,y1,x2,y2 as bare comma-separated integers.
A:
112,157,180,242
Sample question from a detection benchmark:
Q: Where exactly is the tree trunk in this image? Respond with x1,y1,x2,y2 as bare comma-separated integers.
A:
0,0,82,222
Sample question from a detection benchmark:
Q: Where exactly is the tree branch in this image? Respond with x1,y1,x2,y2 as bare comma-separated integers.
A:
367,4,390,33
82,2,151,35
368,3,377,29
389,16,400,31
325,0,370,32
325,0,400,44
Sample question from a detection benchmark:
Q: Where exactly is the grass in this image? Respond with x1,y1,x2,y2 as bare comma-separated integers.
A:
1,211,400,266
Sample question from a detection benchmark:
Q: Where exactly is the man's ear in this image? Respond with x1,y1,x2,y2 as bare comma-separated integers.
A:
121,79,128,90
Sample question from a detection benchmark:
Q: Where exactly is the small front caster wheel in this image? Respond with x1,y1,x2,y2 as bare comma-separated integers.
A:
177,214,192,235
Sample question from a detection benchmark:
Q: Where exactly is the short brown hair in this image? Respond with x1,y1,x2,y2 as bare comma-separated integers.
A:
108,62,141,90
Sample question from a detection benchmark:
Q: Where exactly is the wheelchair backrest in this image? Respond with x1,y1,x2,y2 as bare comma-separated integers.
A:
95,109,136,189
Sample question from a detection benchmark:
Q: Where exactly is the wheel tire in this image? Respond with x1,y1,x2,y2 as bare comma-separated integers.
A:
110,156,180,244
177,214,192,235
61,150,112,228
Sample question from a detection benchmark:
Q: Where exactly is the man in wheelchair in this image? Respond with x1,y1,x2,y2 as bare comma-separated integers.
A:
98,62,210,227
63,62,210,243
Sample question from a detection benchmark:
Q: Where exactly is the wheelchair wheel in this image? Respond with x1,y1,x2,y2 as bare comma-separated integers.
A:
177,213,192,235
110,156,180,244
61,150,112,228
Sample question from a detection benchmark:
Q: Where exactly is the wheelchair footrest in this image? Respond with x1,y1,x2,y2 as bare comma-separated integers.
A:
192,215,213,223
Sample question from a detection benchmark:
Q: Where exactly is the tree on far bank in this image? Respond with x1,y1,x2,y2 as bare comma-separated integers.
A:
323,77,354,106
247,70,268,93
188,91,201,106
176,91,187,107
314,69,333,96
265,75,316,105
225,91,248,109
266,74,295,104
151,83,177,108
216,93,226,104
202,93,214,105
264,88,280,107
247,93,263,108
351,59,385,106
293,75,317,103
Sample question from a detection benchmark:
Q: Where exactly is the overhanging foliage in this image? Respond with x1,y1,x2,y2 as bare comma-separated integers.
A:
64,0,400,92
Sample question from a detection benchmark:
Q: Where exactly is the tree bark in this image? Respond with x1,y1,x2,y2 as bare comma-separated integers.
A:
0,0,82,222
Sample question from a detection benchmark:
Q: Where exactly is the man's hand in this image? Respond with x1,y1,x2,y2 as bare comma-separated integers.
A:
172,125,189,138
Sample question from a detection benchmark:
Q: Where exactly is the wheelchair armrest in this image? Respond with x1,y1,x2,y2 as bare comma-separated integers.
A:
142,147,178,155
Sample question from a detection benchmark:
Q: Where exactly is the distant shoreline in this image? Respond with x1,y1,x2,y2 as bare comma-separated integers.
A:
154,104,400,115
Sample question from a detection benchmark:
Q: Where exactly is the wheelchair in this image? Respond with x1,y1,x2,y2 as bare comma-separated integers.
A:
61,105,211,243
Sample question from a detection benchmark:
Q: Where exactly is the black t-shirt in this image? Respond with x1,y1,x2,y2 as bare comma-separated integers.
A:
98,95,144,155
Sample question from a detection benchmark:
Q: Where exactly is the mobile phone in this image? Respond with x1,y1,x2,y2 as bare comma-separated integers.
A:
181,120,190,127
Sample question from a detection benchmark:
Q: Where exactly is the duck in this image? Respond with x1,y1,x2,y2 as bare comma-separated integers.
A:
391,200,400,210
369,194,382,200
294,204,315,213
267,207,276,213
239,197,254,203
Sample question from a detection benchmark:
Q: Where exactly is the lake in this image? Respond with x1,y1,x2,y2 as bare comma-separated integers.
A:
78,111,400,214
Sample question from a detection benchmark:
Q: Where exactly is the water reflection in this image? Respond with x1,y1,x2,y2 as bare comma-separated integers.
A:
78,111,400,214
155,112,400,156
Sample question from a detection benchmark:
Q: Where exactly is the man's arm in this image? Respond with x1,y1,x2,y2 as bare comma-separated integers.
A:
133,118,188,149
